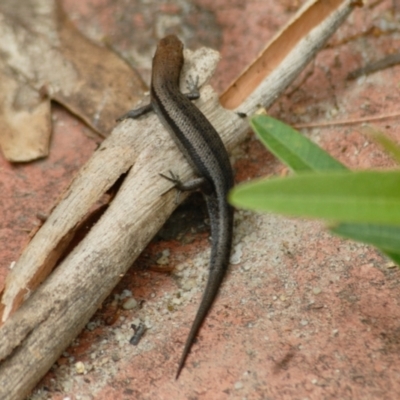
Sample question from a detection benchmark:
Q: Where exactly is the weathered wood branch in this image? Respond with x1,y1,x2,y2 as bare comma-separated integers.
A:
0,1,358,399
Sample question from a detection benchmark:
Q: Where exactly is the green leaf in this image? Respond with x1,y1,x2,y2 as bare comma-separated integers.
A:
229,170,400,225
243,116,400,263
382,251,400,266
250,115,347,173
331,223,400,253
372,130,400,164
331,223,400,266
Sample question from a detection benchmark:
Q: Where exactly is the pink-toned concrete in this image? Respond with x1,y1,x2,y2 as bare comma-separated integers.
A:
1,1,400,399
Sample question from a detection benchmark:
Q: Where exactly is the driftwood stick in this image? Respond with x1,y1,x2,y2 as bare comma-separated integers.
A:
0,1,358,399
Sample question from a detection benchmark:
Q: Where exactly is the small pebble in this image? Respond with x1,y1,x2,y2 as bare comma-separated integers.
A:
120,289,133,299
329,108,338,117
122,298,138,310
300,319,309,326
130,323,147,345
144,317,152,329
234,381,244,390
230,243,243,265
312,287,321,295
181,279,196,291
75,361,86,374
86,321,97,331
156,249,170,265
131,318,141,327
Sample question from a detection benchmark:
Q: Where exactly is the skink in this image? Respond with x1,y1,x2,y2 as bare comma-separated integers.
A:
119,35,234,378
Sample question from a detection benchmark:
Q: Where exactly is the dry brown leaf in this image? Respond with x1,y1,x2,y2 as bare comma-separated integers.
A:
0,64,51,162
0,0,146,162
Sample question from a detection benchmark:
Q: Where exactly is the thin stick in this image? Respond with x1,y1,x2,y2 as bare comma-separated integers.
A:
294,111,400,129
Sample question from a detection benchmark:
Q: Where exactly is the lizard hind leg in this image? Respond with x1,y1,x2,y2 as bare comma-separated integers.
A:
159,171,211,204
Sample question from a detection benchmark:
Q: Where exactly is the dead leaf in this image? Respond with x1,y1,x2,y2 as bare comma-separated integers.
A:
0,63,51,161
0,0,146,162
